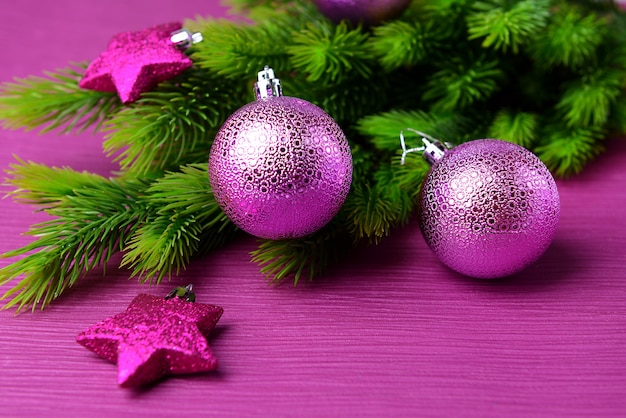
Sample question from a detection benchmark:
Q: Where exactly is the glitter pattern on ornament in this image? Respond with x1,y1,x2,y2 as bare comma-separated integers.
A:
209,67,352,240
76,291,223,388
417,139,560,279
79,22,198,103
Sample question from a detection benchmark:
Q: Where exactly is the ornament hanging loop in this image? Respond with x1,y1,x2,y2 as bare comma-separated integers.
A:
165,284,196,302
170,29,203,50
255,66,283,100
399,129,448,166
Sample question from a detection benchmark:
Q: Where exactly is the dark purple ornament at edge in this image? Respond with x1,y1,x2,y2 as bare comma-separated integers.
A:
313,0,412,26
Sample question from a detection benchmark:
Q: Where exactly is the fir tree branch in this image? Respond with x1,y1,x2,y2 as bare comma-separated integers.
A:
1,162,150,311
2,0,625,307
535,125,606,177
191,19,293,79
342,183,399,244
121,164,238,283
556,67,622,128
529,5,607,68
608,93,626,135
240,0,320,27
102,69,246,175
356,109,471,151
250,135,410,283
488,110,538,148
287,21,372,83
5,157,110,207
250,220,351,285
342,156,429,243
368,20,444,71
224,0,294,14
423,54,504,111
467,0,550,54
391,154,431,197
289,74,389,125
0,65,120,134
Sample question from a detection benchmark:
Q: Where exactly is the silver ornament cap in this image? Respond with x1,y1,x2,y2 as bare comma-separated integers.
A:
254,66,283,100
170,28,203,49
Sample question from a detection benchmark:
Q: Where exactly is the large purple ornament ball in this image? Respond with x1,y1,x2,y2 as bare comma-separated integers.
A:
314,0,411,26
209,96,352,240
418,139,560,279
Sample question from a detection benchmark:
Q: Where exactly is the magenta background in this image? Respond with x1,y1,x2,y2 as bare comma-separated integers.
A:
1,1,625,416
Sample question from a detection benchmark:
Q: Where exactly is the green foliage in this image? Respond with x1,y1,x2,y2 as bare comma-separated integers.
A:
608,94,626,134
423,54,504,111
191,2,320,79
343,159,427,244
557,67,623,128
103,69,247,175
289,73,389,125
225,0,293,14
488,110,538,147
122,164,239,282
535,125,606,177
191,19,292,79
5,157,109,206
356,110,471,151
467,0,550,53
288,21,371,83
368,20,443,71
529,5,607,68
0,65,120,133
1,0,626,310
251,221,351,285
0,161,150,311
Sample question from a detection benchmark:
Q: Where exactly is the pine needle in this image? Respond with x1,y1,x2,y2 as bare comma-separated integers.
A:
467,0,550,53
102,69,246,175
423,54,504,111
191,19,293,79
0,64,120,133
5,157,110,207
530,5,607,68
557,67,622,128
535,125,606,177
121,164,238,283
356,109,470,152
1,162,150,311
223,0,294,14
288,21,372,83
488,110,538,148
250,221,351,285
368,19,448,72
342,156,429,244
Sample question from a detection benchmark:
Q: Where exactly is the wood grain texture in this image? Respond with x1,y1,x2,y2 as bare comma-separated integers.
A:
1,2,625,416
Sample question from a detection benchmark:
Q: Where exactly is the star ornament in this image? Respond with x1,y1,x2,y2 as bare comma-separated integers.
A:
79,22,193,103
77,293,223,388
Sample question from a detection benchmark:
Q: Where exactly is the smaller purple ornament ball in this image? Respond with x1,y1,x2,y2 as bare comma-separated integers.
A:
313,0,411,26
418,139,560,279
209,96,352,240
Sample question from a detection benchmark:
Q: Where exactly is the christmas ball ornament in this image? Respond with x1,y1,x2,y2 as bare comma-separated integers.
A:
402,132,560,278
209,67,352,240
314,0,411,26
76,285,222,388
79,23,202,103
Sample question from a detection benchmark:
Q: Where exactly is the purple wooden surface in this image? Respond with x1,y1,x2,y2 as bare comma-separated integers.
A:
1,1,626,416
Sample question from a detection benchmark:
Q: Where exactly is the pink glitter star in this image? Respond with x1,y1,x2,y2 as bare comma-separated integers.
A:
77,293,223,388
79,22,192,103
